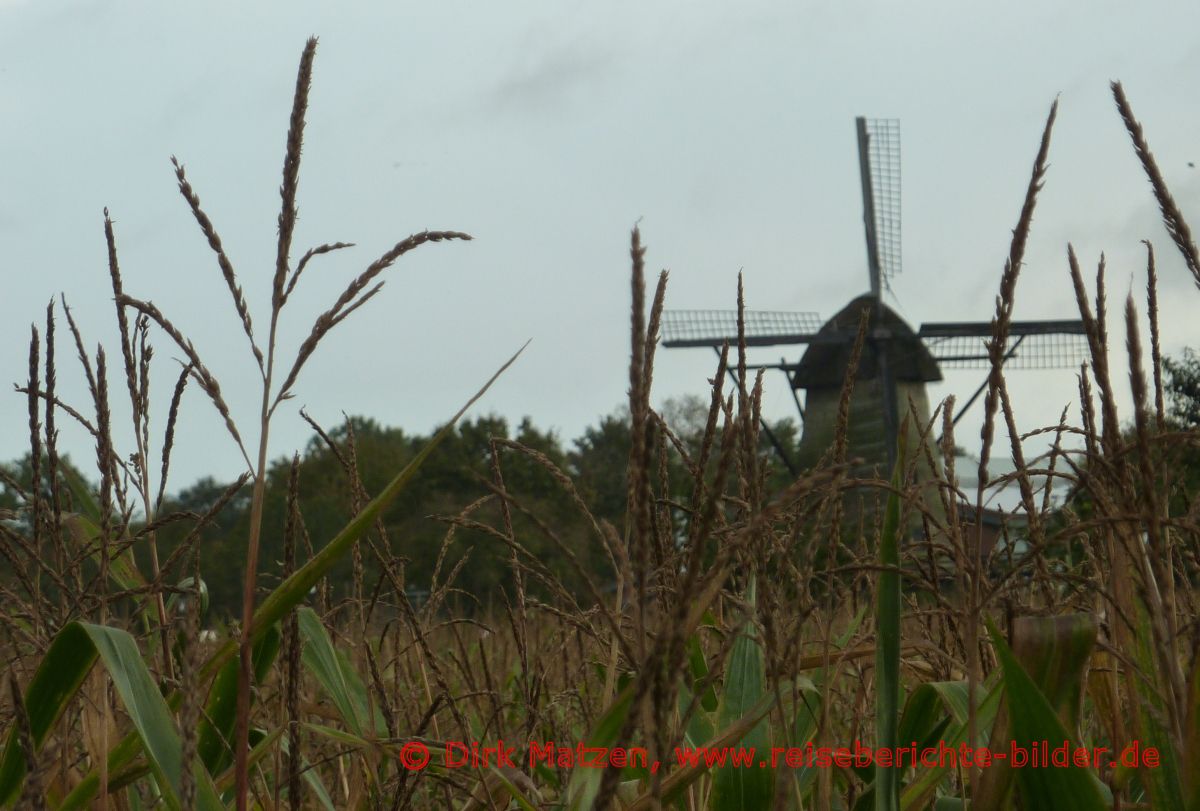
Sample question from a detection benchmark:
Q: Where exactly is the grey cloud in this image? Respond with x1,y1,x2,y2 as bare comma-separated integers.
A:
485,37,616,116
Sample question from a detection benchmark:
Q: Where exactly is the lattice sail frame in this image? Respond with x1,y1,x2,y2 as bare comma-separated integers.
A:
918,321,1089,370
662,310,1089,371
662,310,824,348
863,118,902,288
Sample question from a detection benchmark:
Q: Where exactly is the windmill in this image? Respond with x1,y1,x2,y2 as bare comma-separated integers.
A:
662,117,1087,508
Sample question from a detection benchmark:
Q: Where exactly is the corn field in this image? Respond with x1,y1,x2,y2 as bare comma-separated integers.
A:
0,38,1198,811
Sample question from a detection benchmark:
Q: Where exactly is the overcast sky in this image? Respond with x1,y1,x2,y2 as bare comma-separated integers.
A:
2,1,1198,495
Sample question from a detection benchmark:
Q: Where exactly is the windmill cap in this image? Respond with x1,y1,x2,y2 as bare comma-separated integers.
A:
791,294,943,389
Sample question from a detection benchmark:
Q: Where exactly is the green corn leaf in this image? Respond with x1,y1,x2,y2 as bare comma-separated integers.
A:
488,766,540,811
196,623,281,775
0,624,99,807
1127,600,1187,811
460,766,541,811
803,601,869,802
303,722,377,750
933,800,966,811
686,629,719,714
565,683,636,811
897,682,964,753
840,603,870,648
304,773,338,811
986,618,1108,811
297,606,383,738
1008,615,1097,731
0,623,222,811
678,620,720,749
213,726,282,793
780,679,824,799
900,677,1003,810
677,682,715,749
300,720,402,799
626,689,781,811
105,759,154,794
712,577,773,811
890,682,980,811
975,613,1101,811
281,736,337,811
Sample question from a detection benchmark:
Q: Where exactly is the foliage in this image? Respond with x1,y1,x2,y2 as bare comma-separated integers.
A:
138,402,800,618
1164,348,1200,428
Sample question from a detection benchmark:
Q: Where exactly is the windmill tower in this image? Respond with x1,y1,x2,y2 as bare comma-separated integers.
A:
662,117,1087,527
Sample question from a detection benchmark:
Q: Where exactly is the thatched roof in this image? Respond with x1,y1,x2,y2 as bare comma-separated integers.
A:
790,294,942,389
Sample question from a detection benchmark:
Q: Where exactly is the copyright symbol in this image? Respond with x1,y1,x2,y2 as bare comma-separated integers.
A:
399,741,430,770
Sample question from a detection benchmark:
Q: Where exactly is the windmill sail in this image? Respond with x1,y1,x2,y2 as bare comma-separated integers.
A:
858,117,902,297
663,312,1089,372
660,310,824,348
919,321,1088,368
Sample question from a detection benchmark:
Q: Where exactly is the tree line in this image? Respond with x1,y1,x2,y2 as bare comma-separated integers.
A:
1,396,801,619
8,346,1200,621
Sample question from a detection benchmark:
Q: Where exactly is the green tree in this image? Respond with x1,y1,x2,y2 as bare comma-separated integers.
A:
1164,348,1200,427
